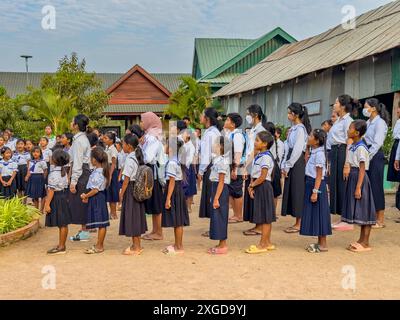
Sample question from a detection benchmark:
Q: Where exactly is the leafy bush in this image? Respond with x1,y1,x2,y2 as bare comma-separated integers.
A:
383,127,394,161
0,198,41,235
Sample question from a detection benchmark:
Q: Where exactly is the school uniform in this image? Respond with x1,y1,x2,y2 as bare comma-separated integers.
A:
12,151,30,192
300,147,332,236
45,167,71,228
0,160,18,198
47,136,57,149
365,115,387,211
69,132,91,225
269,140,283,198
387,119,400,182
105,144,120,203
198,126,221,219
227,129,246,199
276,139,285,168
42,147,53,171
342,140,376,225
119,152,148,237
26,160,47,199
328,113,353,215
179,137,197,198
281,124,308,218
249,151,276,224
86,168,110,230
142,134,164,215
162,158,190,228
63,146,72,176
243,123,266,222
209,155,230,240
117,151,127,188
5,141,16,152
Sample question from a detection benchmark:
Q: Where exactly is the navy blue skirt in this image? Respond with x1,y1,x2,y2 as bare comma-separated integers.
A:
228,175,244,199
342,168,376,225
251,180,276,224
387,140,400,182
199,166,212,219
16,164,28,192
367,150,385,211
0,176,17,199
106,168,120,203
300,177,332,236
183,164,197,198
87,191,110,229
209,182,229,241
26,173,46,199
271,160,282,198
162,181,190,228
144,164,163,215
45,190,71,228
243,178,253,222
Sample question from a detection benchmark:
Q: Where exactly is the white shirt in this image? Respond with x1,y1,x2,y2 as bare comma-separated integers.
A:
0,160,18,177
117,151,127,170
48,167,68,191
246,122,266,158
47,136,56,149
165,159,183,181
105,144,118,165
179,139,195,169
281,123,308,173
86,168,107,191
41,148,53,163
12,152,31,165
330,113,353,145
393,119,400,139
209,155,230,184
70,132,91,186
142,134,163,166
305,147,326,179
199,126,221,175
5,141,16,152
348,141,370,170
122,152,139,182
29,160,48,174
276,139,284,164
228,129,246,166
251,151,274,181
365,115,388,160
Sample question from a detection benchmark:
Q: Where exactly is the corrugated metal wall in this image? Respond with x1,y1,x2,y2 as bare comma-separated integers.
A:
392,48,400,91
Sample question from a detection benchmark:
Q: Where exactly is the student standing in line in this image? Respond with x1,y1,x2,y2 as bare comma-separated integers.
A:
275,127,285,168
0,147,18,199
388,102,400,223
243,104,268,236
198,108,222,237
363,98,389,229
25,147,47,209
13,139,30,198
281,103,312,234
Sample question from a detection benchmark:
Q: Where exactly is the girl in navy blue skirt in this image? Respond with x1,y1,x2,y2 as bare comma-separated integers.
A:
300,129,332,253
342,120,376,253
13,139,30,198
26,146,48,210
103,131,119,220
208,136,231,255
162,138,190,255
0,147,18,199
245,132,276,254
80,147,110,254
44,149,71,255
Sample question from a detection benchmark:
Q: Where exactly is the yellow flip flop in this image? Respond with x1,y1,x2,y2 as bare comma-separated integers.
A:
245,245,268,254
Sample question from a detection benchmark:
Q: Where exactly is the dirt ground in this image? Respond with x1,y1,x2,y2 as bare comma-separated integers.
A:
1,194,400,300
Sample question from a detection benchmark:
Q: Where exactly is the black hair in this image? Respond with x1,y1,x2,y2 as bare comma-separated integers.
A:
311,128,328,171
0,147,12,157
51,143,64,152
288,102,312,134
16,139,25,145
183,116,190,122
91,147,111,187
204,107,223,131
365,98,390,125
227,113,243,129
351,119,367,137
62,133,74,146
321,120,333,127
128,124,145,139
5,128,13,133
247,104,267,129
74,114,89,132
124,134,144,166
256,131,274,150
52,149,70,177
115,141,122,147
86,132,99,148
104,131,117,144
337,94,357,114
30,146,43,160
264,122,280,163
275,127,282,136
40,136,49,143
177,120,187,132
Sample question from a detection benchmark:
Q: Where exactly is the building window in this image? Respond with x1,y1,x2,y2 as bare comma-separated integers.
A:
303,100,321,116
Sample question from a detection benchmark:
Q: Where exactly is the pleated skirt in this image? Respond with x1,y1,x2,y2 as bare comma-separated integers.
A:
209,182,229,240
367,150,385,211
281,153,305,218
144,164,163,215
328,144,347,215
119,181,148,237
162,181,190,228
251,181,276,224
26,173,46,200
300,177,332,236
106,168,120,203
16,164,27,192
243,178,253,222
69,164,91,225
45,190,71,228
387,140,400,182
183,164,197,198
86,191,110,229
199,166,212,219
342,168,376,225
0,176,17,199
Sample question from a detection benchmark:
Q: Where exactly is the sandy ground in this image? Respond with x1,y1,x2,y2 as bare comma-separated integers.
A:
1,194,400,300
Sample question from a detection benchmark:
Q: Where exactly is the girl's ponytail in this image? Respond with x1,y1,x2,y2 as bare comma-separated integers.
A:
301,106,312,134
135,146,145,166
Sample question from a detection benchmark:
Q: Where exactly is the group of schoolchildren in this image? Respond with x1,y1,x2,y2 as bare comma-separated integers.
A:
4,94,396,256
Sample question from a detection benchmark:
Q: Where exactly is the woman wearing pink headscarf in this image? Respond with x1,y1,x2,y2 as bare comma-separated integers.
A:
140,112,165,240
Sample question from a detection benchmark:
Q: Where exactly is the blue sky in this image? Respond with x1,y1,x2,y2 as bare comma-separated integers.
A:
0,0,394,73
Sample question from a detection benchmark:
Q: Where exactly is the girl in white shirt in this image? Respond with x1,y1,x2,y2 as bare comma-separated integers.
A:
26,146,48,209
13,139,31,197
103,131,119,220
388,102,400,183
0,147,18,199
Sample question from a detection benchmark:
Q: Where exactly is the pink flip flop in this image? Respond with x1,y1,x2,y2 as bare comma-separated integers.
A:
207,247,228,255
163,245,184,255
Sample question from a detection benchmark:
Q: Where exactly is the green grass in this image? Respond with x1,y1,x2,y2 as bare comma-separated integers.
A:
0,197,41,235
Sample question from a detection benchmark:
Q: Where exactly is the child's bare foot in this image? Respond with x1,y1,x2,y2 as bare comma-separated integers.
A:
123,246,143,255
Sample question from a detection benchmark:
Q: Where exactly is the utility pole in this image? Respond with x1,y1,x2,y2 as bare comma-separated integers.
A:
20,55,33,87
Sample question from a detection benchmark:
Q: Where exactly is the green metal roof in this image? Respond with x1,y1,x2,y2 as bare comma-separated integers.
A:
0,72,189,98
199,73,240,85
104,104,168,114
